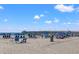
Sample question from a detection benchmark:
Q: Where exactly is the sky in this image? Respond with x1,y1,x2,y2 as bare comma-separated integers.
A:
0,4,79,32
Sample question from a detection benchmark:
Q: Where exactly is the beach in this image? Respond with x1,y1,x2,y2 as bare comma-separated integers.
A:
0,37,79,54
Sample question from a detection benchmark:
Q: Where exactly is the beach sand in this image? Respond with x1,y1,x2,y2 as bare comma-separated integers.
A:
0,37,79,54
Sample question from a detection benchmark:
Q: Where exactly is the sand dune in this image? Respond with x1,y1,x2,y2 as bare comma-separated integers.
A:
0,37,79,54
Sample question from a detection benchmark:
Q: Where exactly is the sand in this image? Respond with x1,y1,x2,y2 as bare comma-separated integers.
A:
0,37,79,54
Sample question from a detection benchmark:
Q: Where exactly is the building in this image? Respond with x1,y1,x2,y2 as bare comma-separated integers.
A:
0,31,78,39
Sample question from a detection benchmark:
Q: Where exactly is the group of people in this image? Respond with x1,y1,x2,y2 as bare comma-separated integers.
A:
14,34,54,43
15,36,27,43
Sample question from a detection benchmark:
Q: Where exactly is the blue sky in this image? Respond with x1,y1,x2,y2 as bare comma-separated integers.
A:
0,4,79,32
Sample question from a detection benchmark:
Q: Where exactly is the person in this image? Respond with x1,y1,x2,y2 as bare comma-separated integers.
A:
23,38,27,43
15,36,19,43
20,36,27,43
50,35,54,42
23,36,27,43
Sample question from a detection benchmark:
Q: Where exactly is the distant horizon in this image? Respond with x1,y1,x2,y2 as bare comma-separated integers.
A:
0,30,79,33
0,4,79,32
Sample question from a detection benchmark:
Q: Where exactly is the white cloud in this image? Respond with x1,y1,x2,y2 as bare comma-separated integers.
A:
63,23,66,24
45,20,52,24
67,22,72,24
0,6,4,10
54,4,75,12
63,22,79,25
34,14,44,21
23,27,27,30
34,15,40,21
4,18,8,22
45,18,59,24
40,14,44,17
53,18,59,23
63,22,72,25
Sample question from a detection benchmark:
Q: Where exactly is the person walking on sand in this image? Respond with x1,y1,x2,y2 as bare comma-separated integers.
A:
15,36,19,43
20,36,27,43
50,34,54,42
23,37,27,43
